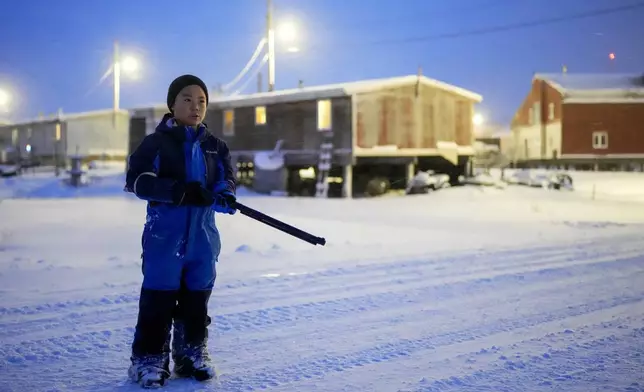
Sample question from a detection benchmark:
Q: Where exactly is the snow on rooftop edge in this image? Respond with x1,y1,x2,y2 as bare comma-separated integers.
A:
4,75,482,126
131,74,483,112
534,73,644,94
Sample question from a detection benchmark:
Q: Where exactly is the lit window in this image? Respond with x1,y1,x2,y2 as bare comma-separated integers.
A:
255,106,266,125
548,103,555,120
317,99,332,131
223,109,234,136
592,131,608,149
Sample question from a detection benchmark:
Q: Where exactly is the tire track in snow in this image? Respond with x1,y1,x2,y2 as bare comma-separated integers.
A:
216,244,644,310
88,295,644,392
4,252,644,391
216,234,642,294
0,239,640,336
208,265,644,375
214,254,644,357
1,252,642,364
2,234,639,317
410,327,644,392
1,242,641,342
1,235,640,321
209,297,644,392
268,310,644,392
10,287,644,392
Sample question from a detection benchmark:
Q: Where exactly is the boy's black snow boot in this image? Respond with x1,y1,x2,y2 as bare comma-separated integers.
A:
128,354,170,389
172,289,216,381
129,288,177,388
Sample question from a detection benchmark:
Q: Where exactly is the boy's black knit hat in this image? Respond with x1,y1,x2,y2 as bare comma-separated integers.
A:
166,74,209,112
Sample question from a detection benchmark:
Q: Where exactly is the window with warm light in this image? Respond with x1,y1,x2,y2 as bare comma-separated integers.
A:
317,99,332,131
255,106,267,125
223,109,235,136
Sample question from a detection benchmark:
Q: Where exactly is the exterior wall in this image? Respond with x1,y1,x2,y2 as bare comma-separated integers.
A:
0,110,130,162
354,85,417,148
513,122,562,161
0,120,60,158
65,111,130,157
561,103,644,157
498,133,516,161
511,78,564,160
205,97,352,157
130,107,169,136
354,83,476,149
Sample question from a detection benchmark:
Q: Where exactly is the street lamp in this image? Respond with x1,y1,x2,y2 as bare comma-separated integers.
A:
277,20,300,52
121,56,140,74
473,113,484,126
0,88,11,113
111,40,141,111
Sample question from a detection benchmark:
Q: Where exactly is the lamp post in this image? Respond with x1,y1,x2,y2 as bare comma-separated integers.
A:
266,0,301,91
112,40,140,111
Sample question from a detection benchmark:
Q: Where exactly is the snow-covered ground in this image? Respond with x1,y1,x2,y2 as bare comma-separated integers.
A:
1,167,644,391
486,168,644,204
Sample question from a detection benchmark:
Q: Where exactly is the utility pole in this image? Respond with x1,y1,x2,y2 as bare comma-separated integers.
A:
112,40,120,129
113,40,120,111
266,0,276,91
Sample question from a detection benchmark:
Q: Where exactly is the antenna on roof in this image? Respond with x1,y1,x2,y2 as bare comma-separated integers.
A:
415,66,423,98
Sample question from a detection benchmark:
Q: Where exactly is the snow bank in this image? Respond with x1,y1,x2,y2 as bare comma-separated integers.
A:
488,169,644,203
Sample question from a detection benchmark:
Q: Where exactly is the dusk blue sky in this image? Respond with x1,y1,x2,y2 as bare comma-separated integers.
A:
0,0,642,126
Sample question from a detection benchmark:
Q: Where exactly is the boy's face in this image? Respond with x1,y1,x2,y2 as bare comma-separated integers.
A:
172,85,207,126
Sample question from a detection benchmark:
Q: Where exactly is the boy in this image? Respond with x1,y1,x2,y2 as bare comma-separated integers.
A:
124,74,237,388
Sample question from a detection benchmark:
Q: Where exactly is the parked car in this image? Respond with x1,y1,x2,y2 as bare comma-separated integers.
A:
507,170,573,190
0,164,19,177
406,170,450,194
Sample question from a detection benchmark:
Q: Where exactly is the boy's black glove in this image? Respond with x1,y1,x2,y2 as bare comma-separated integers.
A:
212,190,237,214
173,182,214,207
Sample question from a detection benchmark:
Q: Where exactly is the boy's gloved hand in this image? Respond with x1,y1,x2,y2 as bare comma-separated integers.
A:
212,190,237,214
174,182,215,207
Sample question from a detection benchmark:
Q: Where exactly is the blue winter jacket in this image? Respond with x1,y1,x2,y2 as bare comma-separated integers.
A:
124,114,235,290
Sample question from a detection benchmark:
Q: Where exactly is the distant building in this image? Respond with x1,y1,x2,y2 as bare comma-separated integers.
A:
0,109,130,165
510,72,644,170
131,74,483,197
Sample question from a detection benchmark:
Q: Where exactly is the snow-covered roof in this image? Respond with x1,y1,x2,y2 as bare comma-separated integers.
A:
133,74,482,111
534,73,644,103
4,108,130,127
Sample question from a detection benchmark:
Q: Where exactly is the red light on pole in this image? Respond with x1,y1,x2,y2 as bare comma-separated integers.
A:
609,53,615,60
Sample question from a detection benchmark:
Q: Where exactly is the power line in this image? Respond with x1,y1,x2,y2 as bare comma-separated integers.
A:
310,2,644,48
231,54,269,96
229,0,513,38
221,38,267,92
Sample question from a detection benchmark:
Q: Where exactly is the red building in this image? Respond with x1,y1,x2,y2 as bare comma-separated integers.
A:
510,72,644,170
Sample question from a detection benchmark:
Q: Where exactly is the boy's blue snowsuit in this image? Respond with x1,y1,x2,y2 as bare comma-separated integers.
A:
125,113,235,369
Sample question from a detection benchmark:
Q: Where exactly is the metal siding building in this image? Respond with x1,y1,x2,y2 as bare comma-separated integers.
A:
0,109,130,164
130,74,483,197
